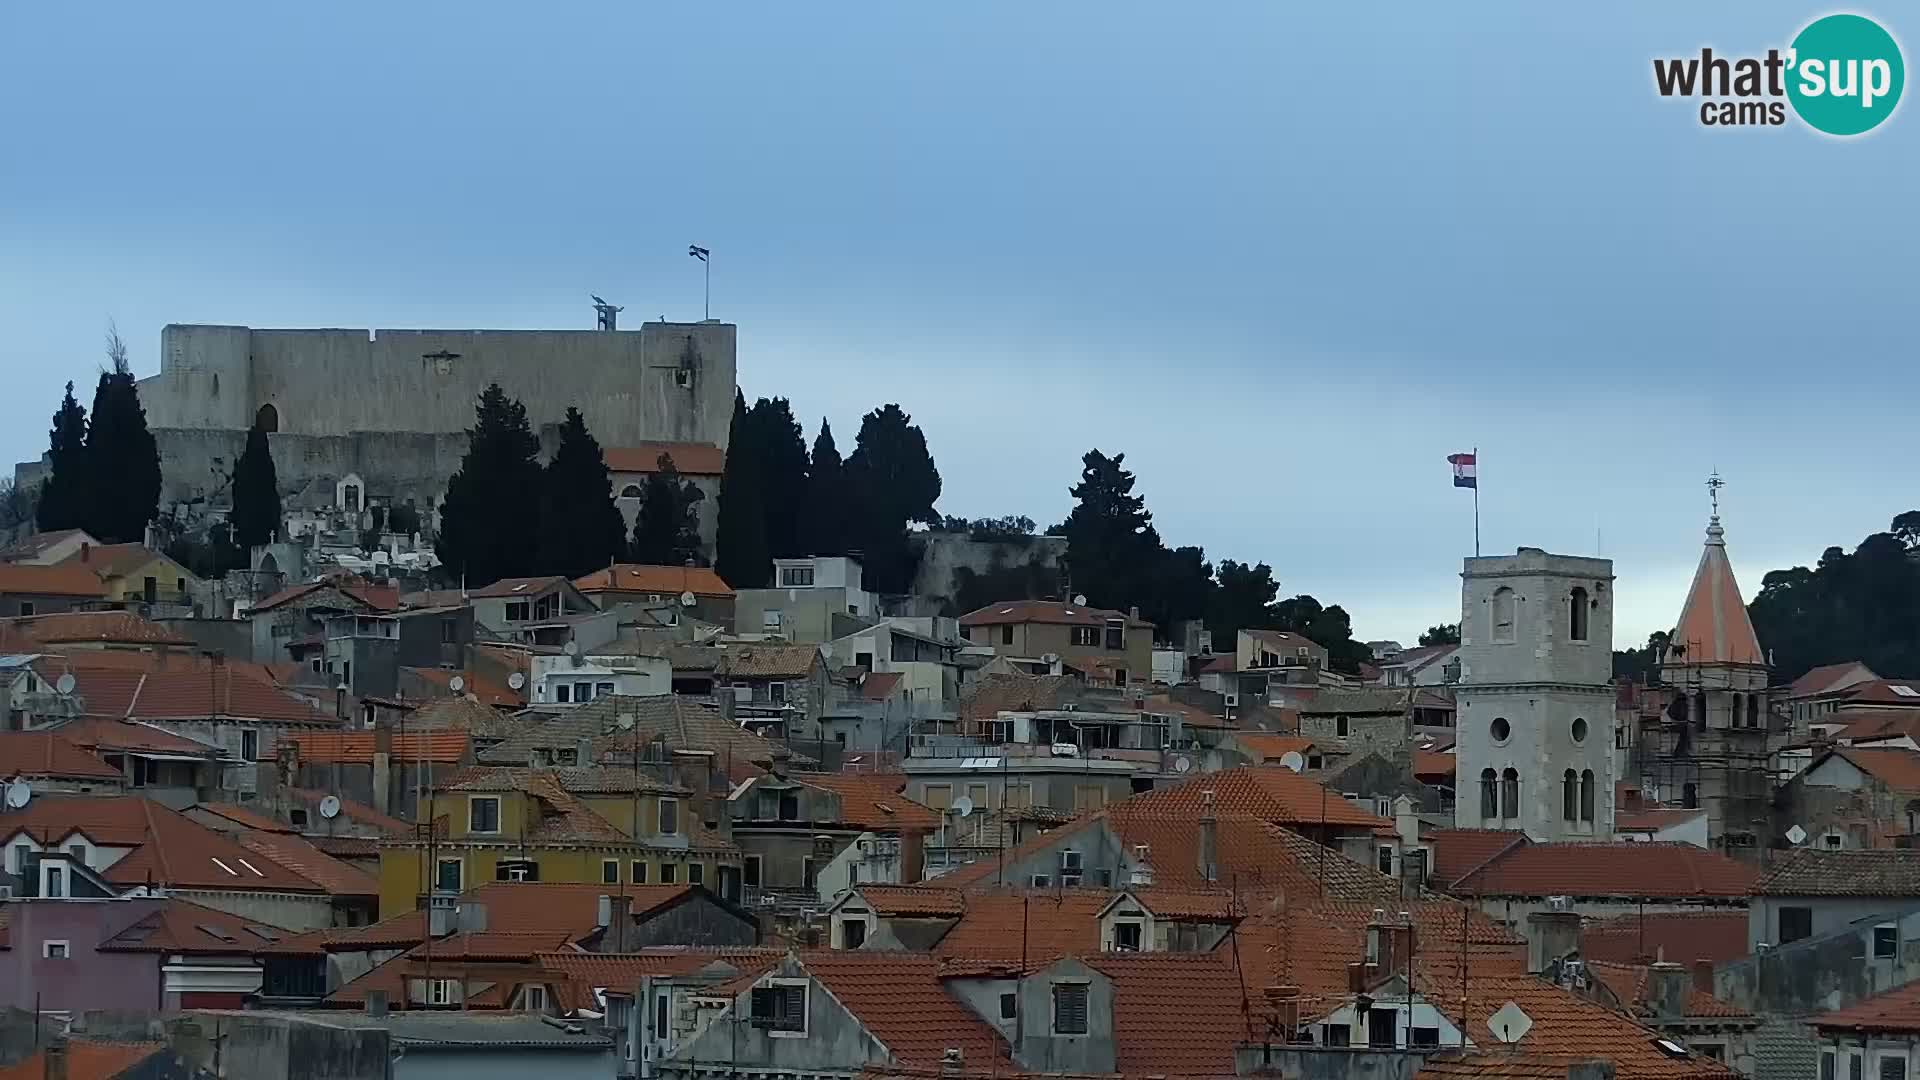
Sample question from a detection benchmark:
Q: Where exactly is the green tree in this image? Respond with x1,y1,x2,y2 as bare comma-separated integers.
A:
1059,449,1162,614
36,381,89,532
1613,630,1670,684
229,421,282,548
1748,512,1920,683
0,480,37,532
1419,623,1461,646
1148,544,1215,633
803,419,852,556
436,384,543,587
536,407,628,578
714,392,770,588
631,453,706,566
1207,559,1279,640
744,397,810,559
1269,594,1372,674
845,404,943,593
82,330,163,542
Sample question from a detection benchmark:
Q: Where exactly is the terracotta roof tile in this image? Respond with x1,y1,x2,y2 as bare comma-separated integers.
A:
1585,960,1751,1020
604,442,727,476
1834,711,1920,744
956,673,1082,723
860,671,904,701
286,786,413,836
1615,808,1708,832
1580,910,1751,967
1662,521,1765,667
482,694,798,768
1753,847,1920,897
275,882,698,956
849,885,969,917
251,577,396,614
443,764,686,797
190,802,295,833
287,730,471,765
1815,978,1920,1033
468,575,573,599
31,665,332,725
1791,661,1879,698
1414,750,1457,779
786,771,941,832
404,696,521,742
0,1042,168,1080
795,952,1010,1068
959,600,1152,630
1231,734,1318,763
1117,765,1391,829
0,731,123,779
0,794,323,893
535,947,785,1012
96,897,287,955
1839,680,1920,707
403,665,524,709
931,889,1110,959
46,716,222,757
1453,842,1755,899
1828,747,1920,793
0,562,109,598
236,830,381,896
716,644,822,679
574,563,734,597
5,610,193,645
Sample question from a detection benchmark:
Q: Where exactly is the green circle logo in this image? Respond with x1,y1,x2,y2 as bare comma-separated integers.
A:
1787,14,1905,135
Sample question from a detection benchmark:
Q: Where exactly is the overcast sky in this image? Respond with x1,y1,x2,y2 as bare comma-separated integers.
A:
1,2,1911,648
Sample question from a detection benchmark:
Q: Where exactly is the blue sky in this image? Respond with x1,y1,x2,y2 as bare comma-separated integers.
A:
1,2,1911,647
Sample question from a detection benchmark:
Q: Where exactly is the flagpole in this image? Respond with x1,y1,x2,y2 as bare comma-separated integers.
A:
1472,445,1480,558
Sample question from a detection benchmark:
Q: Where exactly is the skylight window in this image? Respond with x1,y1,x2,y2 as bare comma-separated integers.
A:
1893,685,1919,698
245,926,280,941
237,858,266,877
196,924,238,943
210,857,238,876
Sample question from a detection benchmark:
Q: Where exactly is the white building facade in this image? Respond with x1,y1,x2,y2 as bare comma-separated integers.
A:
1453,548,1617,841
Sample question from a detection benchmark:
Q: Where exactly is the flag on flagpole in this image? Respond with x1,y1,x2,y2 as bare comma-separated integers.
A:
1448,452,1477,489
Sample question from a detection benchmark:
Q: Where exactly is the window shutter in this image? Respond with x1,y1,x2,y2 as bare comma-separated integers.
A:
750,986,773,1021
780,985,805,1029
1054,983,1089,1035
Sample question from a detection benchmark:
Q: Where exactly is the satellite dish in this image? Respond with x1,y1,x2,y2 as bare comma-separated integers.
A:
4,781,32,810
55,673,76,695
1172,755,1193,774
1279,750,1306,773
616,712,636,730
319,795,342,820
1487,1001,1533,1044
1786,824,1808,846
951,796,975,819
507,672,526,690
448,675,466,694
679,591,697,608
565,640,581,658
1072,594,1088,607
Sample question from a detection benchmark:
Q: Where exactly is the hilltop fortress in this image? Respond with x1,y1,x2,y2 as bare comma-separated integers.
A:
19,320,738,535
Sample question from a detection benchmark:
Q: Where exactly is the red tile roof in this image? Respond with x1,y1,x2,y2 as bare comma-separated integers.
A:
931,889,1110,959
787,771,941,832
46,716,221,757
604,442,727,476
251,577,398,614
0,795,324,893
5,610,193,645
403,665,525,709
1663,523,1765,667
1414,749,1457,779
574,563,734,597
848,885,969,918
1815,978,1920,1034
286,786,413,836
0,562,109,598
285,730,471,765
1422,829,1529,884
956,673,1082,723
0,731,123,779
1791,661,1879,698
273,882,697,955
1840,680,1920,707
716,644,822,679
96,897,287,956
468,575,573,599
1087,952,1259,1074
1118,765,1391,829
235,830,381,896
1615,808,1708,832
1584,960,1750,1020
33,666,332,725
959,599,1153,629
1581,910,1751,968
860,671,904,701
0,1042,168,1080
1231,734,1317,762
797,952,1010,1068
190,802,295,833
1452,842,1757,899
535,947,785,1012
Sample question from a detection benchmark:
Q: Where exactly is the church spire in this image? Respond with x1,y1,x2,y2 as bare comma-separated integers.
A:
1664,473,1765,667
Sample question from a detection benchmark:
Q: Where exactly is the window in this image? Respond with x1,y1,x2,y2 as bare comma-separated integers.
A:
688,863,705,885
143,576,158,603
425,979,457,1006
43,863,65,898
1569,587,1589,641
469,796,501,834
17,602,32,617
441,618,458,644
1113,668,1127,687
602,859,620,885
1410,1027,1441,1049
1854,1054,1866,1080
1052,982,1090,1035
522,985,547,1013
1104,618,1125,650
660,863,679,884
842,918,867,949
1882,1056,1907,1080
779,566,815,587
1779,906,1813,944
1875,924,1899,959
769,681,787,705
750,983,807,1033
778,792,799,821
1682,782,1699,810
597,681,615,697
1580,769,1595,822
555,684,571,703
1001,624,1014,645
631,861,648,884
1490,587,1516,643
1563,770,1578,821
506,601,530,622
620,484,643,498
1500,768,1519,818
575,681,595,703
1749,695,1762,728
1000,992,1017,1020
1005,782,1033,809
43,940,70,959
1479,769,1498,820
1376,846,1394,874
659,798,680,835
1491,716,1511,743
435,858,463,892
1322,1023,1350,1047
1337,715,1349,737
1072,626,1098,647
290,808,308,827
1571,717,1588,743
240,728,259,761
1824,1051,1838,1080
1693,692,1708,729
10,843,30,874
1113,922,1142,951
495,859,538,882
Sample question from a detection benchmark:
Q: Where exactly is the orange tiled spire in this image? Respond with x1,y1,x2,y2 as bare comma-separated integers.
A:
1663,474,1766,668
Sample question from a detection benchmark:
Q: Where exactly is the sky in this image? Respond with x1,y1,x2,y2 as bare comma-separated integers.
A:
1,2,1912,648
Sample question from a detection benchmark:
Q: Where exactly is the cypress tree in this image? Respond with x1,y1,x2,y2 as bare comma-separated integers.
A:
36,382,89,532
746,397,810,558
803,419,851,556
83,331,163,543
845,404,942,593
229,421,282,549
631,453,706,566
536,407,628,579
436,384,543,587
714,392,771,588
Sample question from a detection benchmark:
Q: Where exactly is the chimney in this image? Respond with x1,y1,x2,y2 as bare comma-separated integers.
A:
597,895,613,928
43,1038,68,1080
1646,961,1689,1021
79,543,89,564
940,1049,965,1077
1395,797,1419,850
1526,909,1583,974
1345,960,1378,993
605,894,632,951
1370,913,1416,977
365,989,389,1018
371,719,393,816
770,746,791,780
575,736,595,767
1692,959,1715,995
1197,790,1217,883
1263,985,1301,1041
1128,606,1140,622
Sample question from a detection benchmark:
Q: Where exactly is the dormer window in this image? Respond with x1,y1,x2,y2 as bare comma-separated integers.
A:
749,981,807,1034
1052,982,1090,1035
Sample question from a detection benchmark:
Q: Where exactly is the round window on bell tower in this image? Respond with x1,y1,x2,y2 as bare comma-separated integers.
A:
1571,717,1589,743
1491,717,1511,743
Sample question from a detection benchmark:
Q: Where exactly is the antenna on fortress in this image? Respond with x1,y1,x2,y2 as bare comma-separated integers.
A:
591,295,624,331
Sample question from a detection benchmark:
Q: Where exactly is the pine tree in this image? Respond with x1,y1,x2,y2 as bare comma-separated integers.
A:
229,421,282,549
631,454,706,566
436,384,544,586
715,392,771,588
803,419,851,556
82,330,163,543
845,404,942,593
36,382,89,532
746,397,810,558
1059,449,1161,612
536,407,628,579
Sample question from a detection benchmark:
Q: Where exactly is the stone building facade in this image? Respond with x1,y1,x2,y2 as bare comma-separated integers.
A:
1452,547,1617,841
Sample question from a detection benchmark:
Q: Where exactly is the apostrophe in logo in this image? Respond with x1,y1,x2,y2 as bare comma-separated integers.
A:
1652,13,1904,136
1786,14,1904,135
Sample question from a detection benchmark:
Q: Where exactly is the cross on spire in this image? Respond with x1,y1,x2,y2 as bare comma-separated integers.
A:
1707,471,1724,518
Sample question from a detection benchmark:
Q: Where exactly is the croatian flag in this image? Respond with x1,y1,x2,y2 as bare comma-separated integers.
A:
1448,452,1477,489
